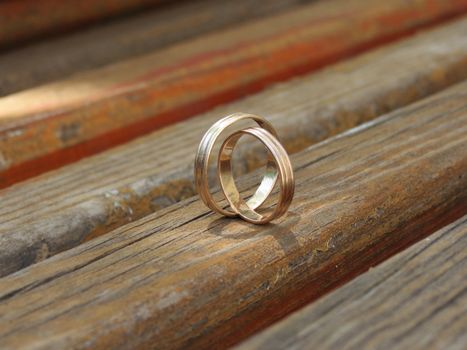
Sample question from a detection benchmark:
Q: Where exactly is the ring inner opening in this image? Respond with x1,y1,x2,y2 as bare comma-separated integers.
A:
223,133,280,216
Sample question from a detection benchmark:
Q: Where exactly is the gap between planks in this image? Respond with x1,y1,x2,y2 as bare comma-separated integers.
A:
0,80,466,349
0,18,467,277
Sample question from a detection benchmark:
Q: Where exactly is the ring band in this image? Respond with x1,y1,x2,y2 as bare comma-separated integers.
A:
195,113,294,224
218,127,294,224
194,113,279,217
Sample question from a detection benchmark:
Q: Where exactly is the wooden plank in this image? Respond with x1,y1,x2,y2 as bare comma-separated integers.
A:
0,0,315,95
237,216,467,350
0,0,166,50
0,80,466,349
0,0,466,188
1,18,467,277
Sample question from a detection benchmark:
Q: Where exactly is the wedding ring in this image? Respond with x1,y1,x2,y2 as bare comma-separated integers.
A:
218,127,294,224
195,113,294,224
194,113,279,217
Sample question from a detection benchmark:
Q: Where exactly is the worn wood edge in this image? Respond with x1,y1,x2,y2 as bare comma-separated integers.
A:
0,0,315,95
0,0,466,185
0,0,166,50
0,81,466,349
236,215,467,350
1,17,467,277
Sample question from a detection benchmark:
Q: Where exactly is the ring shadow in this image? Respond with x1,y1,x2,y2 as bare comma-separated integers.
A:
206,211,302,255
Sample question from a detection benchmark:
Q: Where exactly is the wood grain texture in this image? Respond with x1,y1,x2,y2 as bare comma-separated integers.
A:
0,0,165,50
1,0,466,187
237,216,467,350
1,18,467,277
0,0,315,95
0,81,466,349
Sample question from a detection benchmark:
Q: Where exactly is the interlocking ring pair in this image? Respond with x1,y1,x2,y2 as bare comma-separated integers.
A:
194,113,295,224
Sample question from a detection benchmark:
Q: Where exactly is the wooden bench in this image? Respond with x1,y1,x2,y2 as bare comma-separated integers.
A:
1,81,466,348
0,1,466,348
1,17,467,277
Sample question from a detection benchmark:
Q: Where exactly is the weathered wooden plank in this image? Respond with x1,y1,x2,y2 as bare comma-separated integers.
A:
0,0,165,50
1,0,466,187
0,0,315,95
0,80,466,349
1,18,467,277
237,216,467,350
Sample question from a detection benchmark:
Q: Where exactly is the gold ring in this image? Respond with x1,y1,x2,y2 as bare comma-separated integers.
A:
194,113,279,217
218,127,294,224
194,113,294,224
